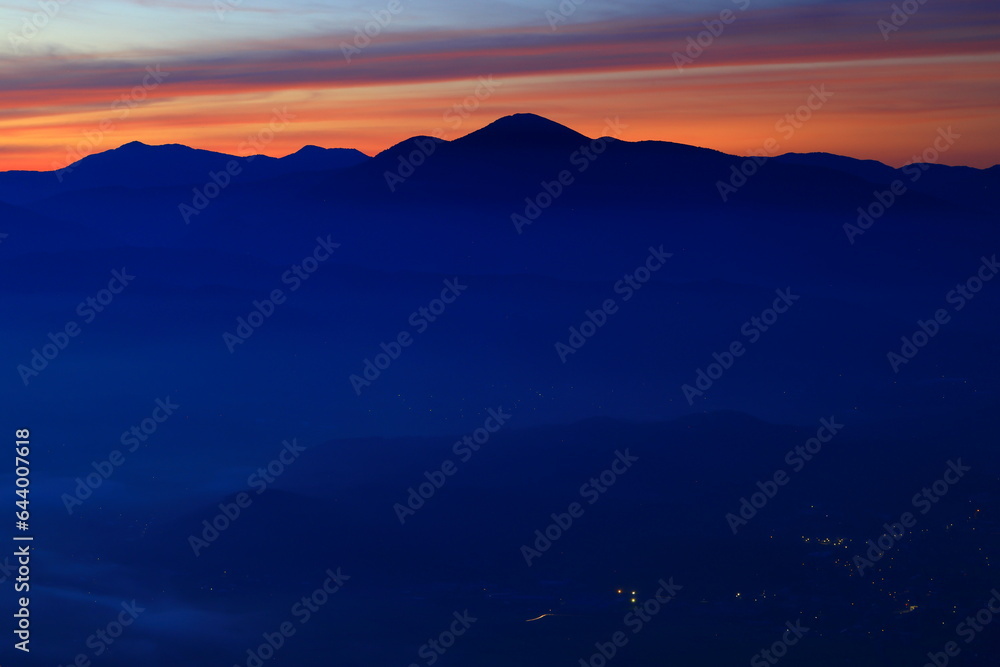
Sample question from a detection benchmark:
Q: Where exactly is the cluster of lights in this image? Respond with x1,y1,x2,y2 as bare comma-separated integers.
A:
615,589,638,604
836,503,992,637
801,536,848,546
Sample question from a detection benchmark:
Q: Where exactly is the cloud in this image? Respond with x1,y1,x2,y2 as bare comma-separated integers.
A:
0,0,997,169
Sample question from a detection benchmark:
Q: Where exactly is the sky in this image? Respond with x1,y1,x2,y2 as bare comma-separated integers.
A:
0,0,997,171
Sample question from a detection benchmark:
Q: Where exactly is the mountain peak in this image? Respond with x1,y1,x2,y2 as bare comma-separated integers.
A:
484,112,579,133
291,145,326,155
105,140,195,158
455,113,590,150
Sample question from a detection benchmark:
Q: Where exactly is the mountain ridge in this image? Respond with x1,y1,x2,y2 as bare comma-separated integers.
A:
4,113,997,196
7,113,997,180
0,113,995,245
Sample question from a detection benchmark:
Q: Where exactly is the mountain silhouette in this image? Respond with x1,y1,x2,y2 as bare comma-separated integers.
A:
4,112,999,667
0,140,369,206
2,114,995,212
1,113,996,288
453,112,592,150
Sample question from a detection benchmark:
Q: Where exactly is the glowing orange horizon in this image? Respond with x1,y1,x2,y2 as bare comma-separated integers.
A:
2,8,998,171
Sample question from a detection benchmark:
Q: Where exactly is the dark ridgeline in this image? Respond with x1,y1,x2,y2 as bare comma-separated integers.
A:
1,115,997,666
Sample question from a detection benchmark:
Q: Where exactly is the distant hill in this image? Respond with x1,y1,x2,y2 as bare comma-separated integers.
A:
0,141,369,206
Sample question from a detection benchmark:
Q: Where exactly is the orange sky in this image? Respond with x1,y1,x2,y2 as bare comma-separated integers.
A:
1,2,998,171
